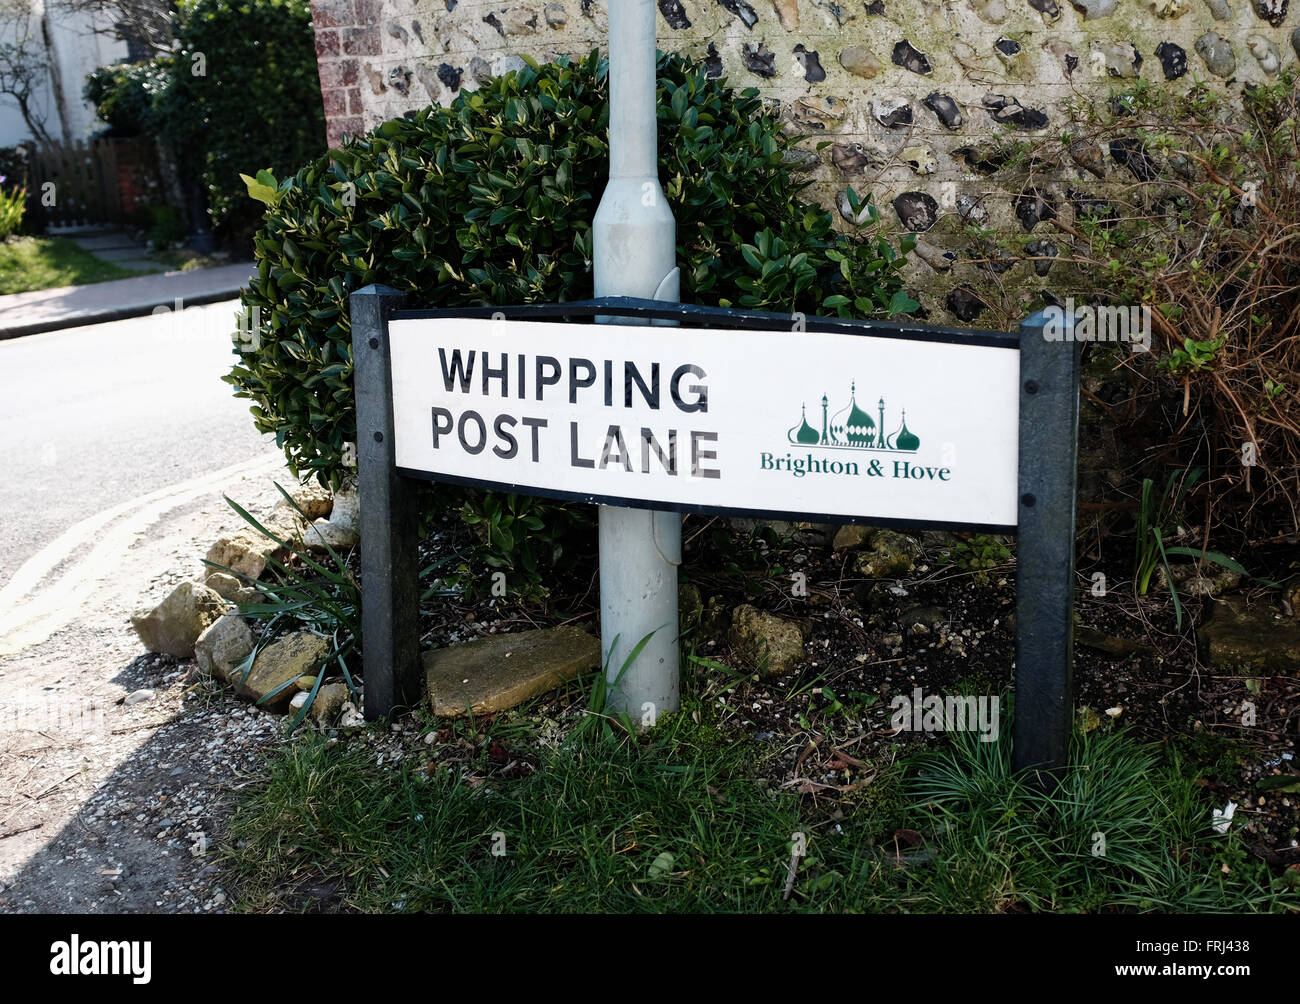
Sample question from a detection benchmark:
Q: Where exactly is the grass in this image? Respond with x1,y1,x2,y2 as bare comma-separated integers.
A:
0,235,147,294
222,701,1297,914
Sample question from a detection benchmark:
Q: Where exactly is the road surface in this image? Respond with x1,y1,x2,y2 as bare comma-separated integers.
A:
0,301,296,909
0,301,278,582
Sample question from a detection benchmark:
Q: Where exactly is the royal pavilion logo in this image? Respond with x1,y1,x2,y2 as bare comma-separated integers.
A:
787,382,920,453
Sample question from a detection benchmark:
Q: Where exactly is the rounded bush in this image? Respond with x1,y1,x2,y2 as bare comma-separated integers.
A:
83,61,174,137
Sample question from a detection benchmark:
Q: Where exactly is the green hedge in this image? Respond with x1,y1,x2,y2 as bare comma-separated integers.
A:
83,60,173,137
230,51,913,580
165,0,324,237
82,0,324,240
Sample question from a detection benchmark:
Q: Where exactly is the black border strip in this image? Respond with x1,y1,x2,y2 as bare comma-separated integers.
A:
396,467,1019,535
390,296,1021,351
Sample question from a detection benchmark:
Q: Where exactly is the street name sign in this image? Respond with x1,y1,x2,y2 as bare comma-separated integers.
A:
386,315,1021,532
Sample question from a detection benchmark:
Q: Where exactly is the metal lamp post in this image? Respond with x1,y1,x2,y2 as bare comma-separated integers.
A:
592,0,681,722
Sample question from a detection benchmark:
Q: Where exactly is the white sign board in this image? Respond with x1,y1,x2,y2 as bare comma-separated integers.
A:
387,317,1021,530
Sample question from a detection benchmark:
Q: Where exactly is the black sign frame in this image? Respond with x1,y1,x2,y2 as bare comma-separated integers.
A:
350,287,1081,779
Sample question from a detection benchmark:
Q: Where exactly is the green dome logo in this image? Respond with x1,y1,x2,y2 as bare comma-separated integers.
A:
788,403,821,445
787,383,920,453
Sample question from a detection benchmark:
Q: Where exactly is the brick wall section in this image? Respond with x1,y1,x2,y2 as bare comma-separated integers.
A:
307,0,1300,319
311,0,365,147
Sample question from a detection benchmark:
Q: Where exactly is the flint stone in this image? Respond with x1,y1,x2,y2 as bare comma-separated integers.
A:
984,94,1048,129
1253,0,1287,26
1110,137,1158,181
914,241,956,272
1069,0,1117,16
923,92,963,130
658,0,691,28
831,141,881,174
1155,41,1187,78
194,612,256,680
957,195,988,225
728,605,806,676
1069,139,1107,177
902,146,938,175
1246,35,1280,75
132,581,228,658
719,0,759,28
744,42,777,77
872,97,912,128
947,286,987,322
1025,239,1058,275
839,45,883,78
1195,32,1235,77
239,631,330,711
854,530,922,578
1014,189,1056,231
792,95,847,129
892,39,931,75
892,191,938,232
794,45,826,82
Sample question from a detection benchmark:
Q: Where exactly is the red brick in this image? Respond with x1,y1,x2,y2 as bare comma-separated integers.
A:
322,87,348,115
318,58,359,88
342,26,381,56
353,0,382,26
314,28,340,58
310,0,353,29
347,87,363,115
327,116,365,148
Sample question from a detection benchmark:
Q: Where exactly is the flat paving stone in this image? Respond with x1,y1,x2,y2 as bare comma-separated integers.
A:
423,625,601,717
1198,596,1300,672
0,263,256,338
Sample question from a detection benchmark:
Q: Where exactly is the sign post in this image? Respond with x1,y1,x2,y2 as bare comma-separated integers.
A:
351,283,420,719
1013,310,1081,780
592,0,682,723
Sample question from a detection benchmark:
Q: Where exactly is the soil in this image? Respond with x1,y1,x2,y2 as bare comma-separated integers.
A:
400,513,1300,868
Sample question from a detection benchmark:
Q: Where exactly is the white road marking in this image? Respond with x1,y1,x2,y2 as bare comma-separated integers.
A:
0,452,287,656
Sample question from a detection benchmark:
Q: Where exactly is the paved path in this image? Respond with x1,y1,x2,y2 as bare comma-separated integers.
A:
0,262,256,339
65,228,159,273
